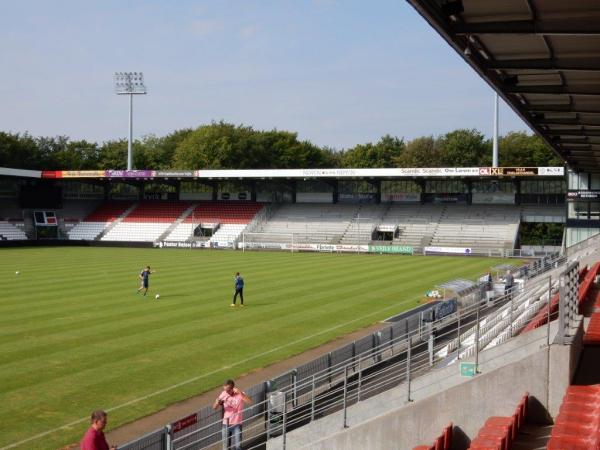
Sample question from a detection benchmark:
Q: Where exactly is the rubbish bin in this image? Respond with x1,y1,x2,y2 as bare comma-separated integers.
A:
267,391,286,437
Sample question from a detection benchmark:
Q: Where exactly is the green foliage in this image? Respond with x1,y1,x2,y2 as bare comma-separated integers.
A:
0,123,563,170
395,136,440,167
499,131,563,167
341,135,405,168
173,121,332,169
437,128,491,166
519,222,564,246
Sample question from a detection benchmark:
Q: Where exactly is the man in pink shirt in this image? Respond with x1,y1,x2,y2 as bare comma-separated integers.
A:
213,379,252,450
80,410,116,450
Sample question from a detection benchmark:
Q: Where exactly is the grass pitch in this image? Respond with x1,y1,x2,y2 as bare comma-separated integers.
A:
0,247,513,449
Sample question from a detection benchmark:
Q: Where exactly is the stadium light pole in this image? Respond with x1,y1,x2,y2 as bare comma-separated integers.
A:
492,92,499,167
114,72,147,170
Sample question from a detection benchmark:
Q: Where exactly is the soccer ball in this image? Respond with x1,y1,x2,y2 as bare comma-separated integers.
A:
155,294,160,300
15,271,19,275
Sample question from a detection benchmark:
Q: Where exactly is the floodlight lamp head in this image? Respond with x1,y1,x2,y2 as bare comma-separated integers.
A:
114,71,147,95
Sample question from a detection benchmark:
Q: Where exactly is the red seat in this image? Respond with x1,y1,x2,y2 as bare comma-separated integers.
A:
468,436,503,450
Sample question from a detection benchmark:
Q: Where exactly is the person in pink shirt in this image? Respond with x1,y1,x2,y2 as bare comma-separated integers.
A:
80,410,116,450
213,379,252,450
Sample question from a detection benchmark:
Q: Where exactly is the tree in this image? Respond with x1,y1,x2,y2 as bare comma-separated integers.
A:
395,136,440,167
341,135,404,168
0,132,42,169
499,131,562,167
437,129,491,166
98,140,128,169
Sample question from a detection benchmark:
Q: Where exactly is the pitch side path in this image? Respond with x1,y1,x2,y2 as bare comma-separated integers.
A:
0,247,511,450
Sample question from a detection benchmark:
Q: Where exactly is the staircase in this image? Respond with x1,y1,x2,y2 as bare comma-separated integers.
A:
157,203,198,242
96,203,138,240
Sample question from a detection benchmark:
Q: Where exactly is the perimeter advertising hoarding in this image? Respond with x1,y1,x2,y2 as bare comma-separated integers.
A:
106,170,154,178
368,245,413,255
155,170,195,177
61,170,106,178
34,166,565,179
424,246,472,255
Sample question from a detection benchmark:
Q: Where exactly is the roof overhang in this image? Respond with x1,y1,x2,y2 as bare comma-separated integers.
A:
407,0,600,172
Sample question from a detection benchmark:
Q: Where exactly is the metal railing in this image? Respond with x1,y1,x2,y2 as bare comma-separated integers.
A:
118,255,576,450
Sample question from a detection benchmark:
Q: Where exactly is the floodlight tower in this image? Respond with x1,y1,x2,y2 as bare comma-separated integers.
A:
114,72,147,170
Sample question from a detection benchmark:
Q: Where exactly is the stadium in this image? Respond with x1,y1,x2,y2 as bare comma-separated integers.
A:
1,1,600,450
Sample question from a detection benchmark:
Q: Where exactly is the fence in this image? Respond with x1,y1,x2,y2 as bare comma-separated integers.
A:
116,253,577,450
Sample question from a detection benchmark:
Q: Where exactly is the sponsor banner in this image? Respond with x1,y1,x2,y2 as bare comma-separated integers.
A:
424,246,472,255
472,192,515,205
155,241,206,249
382,192,421,202
106,169,155,178
369,245,413,255
61,170,106,178
172,413,198,433
333,244,369,252
478,167,561,177
239,242,286,250
539,167,564,176
338,192,377,203
282,243,321,251
155,170,194,177
567,190,600,200
424,193,468,203
41,170,61,178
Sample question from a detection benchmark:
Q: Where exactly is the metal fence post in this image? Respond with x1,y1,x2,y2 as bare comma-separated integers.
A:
475,300,481,373
165,424,172,450
546,276,552,347
311,374,316,422
406,337,412,403
343,365,349,428
558,272,566,344
457,306,461,360
292,369,298,408
428,333,434,366
357,355,362,402
282,393,287,450
509,290,514,337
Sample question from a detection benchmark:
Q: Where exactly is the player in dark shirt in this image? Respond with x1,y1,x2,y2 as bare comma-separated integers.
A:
231,272,245,307
137,266,154,296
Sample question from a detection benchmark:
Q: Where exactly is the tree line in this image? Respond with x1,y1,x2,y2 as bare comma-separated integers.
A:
0,121,563,171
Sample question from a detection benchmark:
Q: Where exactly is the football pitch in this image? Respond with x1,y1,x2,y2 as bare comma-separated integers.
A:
0,247,514,449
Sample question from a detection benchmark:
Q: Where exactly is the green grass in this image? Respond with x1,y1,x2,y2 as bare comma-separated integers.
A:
0,247,514,449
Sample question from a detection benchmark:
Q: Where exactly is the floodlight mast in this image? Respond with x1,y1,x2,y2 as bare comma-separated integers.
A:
114,72,147,170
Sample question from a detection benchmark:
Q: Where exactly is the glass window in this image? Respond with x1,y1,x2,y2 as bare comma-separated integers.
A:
590,202,600,220
591,174,600,190
568,201,589,220
568,171,589,190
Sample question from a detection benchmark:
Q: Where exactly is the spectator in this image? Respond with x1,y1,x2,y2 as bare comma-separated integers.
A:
213,379,252,450
80,410,116,450
486,271,493,291
504,270,514,297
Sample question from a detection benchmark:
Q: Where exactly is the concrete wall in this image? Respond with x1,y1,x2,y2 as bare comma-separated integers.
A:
268,320,581,450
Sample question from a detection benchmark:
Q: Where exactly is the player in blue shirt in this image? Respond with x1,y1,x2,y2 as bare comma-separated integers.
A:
231,272,245,307
137,266,154,296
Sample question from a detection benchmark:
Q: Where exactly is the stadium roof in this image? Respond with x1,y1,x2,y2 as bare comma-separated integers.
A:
408,0,600,172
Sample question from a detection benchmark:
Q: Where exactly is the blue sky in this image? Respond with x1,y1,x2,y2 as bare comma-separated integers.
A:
0,0,530,149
